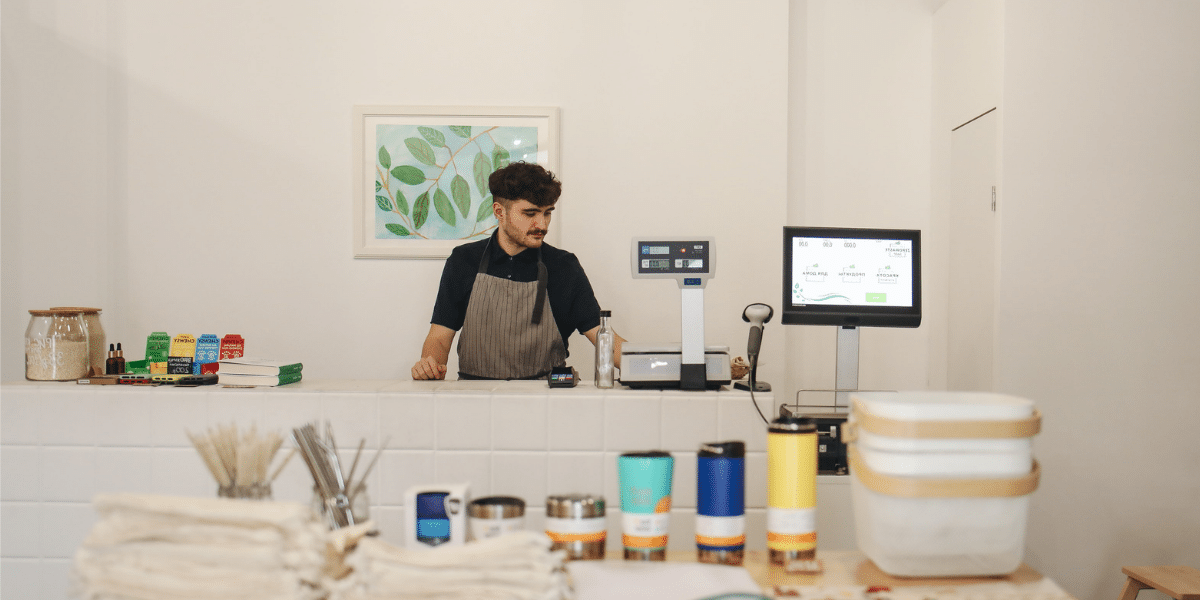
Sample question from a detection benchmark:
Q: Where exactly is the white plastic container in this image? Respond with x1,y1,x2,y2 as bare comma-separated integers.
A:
847,391,1041,577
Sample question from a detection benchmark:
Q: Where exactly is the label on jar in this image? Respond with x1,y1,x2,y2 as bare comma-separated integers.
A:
469,516,524,541
621,512,670,549
766,507,817,551
545,516,607,543
25,338,89,380
695,514,746,548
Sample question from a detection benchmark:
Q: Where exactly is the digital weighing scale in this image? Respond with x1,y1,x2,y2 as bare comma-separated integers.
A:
620,237,731,390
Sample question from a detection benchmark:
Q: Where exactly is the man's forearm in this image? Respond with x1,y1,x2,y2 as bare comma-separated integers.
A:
422,332,452,365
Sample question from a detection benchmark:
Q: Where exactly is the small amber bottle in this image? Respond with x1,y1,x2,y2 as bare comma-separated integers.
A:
115,342,126,374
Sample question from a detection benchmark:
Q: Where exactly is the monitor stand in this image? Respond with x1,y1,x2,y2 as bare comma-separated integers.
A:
835,326,860,405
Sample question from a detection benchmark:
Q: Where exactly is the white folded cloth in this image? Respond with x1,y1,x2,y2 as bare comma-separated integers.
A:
73,493,328,600
328,530,572,600
74,494,572,600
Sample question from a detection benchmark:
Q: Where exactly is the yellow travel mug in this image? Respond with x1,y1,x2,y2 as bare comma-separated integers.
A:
766,411,818,564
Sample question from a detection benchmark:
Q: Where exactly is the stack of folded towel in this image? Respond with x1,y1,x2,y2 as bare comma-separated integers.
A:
73,493,329,600
327,530,572,600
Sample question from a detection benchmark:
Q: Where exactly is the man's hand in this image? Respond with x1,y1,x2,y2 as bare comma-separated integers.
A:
412,324,455,380
411,356,447,380
583,325,625,369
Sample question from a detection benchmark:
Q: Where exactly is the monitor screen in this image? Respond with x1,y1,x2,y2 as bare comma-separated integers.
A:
782,226,922,328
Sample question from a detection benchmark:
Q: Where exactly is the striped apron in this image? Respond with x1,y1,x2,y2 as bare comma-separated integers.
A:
457,241,567,380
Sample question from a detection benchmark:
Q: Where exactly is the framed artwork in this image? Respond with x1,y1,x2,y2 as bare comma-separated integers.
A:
352,105,560,259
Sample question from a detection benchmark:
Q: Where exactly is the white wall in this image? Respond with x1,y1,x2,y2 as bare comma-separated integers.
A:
998,2,1200,599
930,0,1004,391
932,2,1200,598
785,0,933,403
806,1,1200,598
1,0,790,386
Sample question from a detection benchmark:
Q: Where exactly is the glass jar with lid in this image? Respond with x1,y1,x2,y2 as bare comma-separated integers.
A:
49,307,105,376
25,310,91,380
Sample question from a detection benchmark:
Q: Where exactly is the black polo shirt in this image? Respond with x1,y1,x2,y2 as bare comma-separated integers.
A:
430,232,602,356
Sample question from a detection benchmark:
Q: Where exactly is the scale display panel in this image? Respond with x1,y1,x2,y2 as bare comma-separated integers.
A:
631,238,714,284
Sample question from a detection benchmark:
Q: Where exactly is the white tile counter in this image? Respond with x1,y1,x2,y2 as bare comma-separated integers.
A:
1,379,852,598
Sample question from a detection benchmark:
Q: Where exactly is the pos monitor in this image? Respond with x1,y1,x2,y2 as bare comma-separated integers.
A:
782,226,922,328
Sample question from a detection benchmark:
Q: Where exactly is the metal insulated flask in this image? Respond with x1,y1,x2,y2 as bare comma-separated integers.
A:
467,496,525,541
545,494,606,560
696,441,746,566
766,411,818,564
618,451,674,561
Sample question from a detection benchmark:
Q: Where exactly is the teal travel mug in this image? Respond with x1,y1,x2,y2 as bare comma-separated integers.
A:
618,451,674,560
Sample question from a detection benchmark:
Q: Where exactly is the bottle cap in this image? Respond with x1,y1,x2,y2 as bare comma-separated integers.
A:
599,310,611,317
699,441,746,458
769,413,816,434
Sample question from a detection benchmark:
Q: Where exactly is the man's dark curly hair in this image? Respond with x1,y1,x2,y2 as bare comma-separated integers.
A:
488,162,562,207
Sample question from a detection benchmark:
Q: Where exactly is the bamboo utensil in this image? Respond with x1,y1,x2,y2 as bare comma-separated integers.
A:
187,423,292,499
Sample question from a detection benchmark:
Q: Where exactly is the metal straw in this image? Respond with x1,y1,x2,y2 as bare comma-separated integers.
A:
291,423,360,528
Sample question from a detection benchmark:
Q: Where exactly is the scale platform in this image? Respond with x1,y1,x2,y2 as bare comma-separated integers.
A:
618,342,732,390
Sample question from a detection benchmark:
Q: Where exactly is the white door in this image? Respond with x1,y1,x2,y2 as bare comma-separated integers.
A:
948,109,998,391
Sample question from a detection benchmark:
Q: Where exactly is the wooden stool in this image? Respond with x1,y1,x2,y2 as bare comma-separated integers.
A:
1119,566,1200,600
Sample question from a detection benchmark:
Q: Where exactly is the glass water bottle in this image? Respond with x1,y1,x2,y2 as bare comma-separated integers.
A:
594,310,615,388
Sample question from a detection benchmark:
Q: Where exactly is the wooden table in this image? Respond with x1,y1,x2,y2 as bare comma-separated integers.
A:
663,550,1076,599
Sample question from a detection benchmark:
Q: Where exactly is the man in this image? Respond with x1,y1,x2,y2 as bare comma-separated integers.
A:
411,162,622,380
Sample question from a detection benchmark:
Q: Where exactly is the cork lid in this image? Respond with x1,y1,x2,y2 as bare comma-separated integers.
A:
49,306,101,314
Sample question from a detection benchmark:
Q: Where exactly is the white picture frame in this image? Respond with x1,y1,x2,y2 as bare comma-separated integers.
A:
352,105,560,259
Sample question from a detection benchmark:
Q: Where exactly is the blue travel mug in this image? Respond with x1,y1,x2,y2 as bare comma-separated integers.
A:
696,441,746,565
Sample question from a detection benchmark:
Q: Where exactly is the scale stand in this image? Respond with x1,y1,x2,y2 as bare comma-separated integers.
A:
679,286,706,390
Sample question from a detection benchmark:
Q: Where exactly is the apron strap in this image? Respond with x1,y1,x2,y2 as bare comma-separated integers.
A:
532,249,547,325
478,238,548,326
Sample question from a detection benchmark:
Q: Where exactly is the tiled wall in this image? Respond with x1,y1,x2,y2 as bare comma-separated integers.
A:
1,379,851,599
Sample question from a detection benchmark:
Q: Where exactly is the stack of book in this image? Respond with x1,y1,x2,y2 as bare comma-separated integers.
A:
217,358,303,387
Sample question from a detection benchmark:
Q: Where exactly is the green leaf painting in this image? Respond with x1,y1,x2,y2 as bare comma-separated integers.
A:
418,126,446,148
373,123,539,241
395,190,409,215
477,195,495,222
406,138,437,167
433,188,455,227
391,165,425,185
413,192,430,230
450,175,470,217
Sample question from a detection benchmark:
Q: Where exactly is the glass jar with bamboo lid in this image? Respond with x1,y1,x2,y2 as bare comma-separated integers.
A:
25,310,90,380
50,307,105,376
